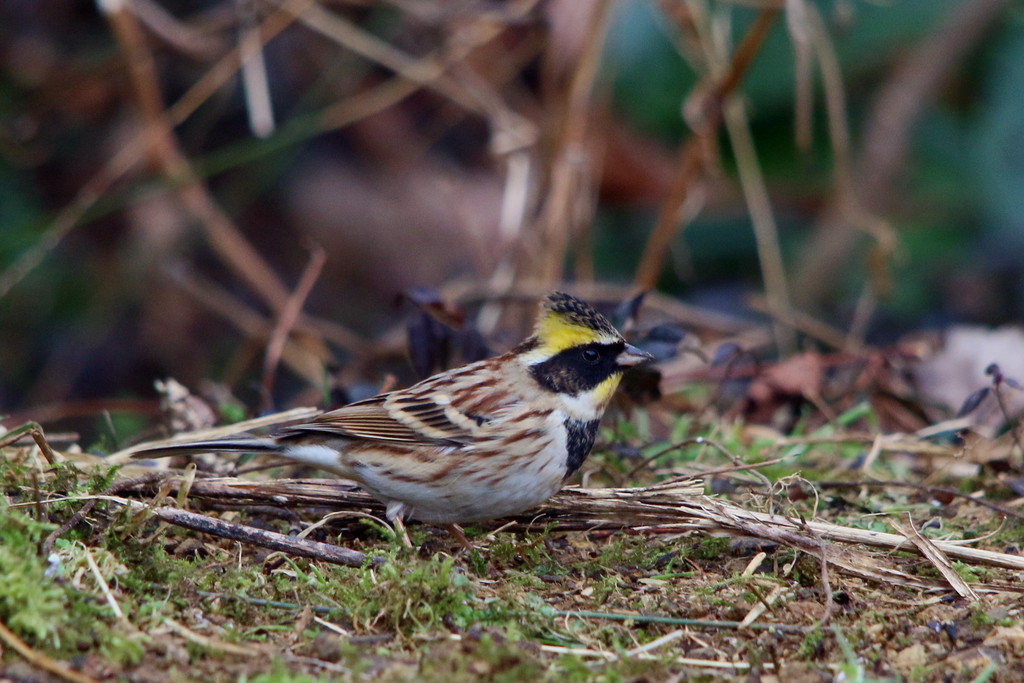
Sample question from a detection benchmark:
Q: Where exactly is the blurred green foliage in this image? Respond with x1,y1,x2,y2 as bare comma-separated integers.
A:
606,0,962,135
598,0,1024,329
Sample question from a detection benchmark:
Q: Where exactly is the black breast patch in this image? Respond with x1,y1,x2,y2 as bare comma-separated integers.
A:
564,418,600,477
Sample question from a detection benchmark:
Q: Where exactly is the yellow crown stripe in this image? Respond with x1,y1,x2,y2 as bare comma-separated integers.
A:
535,312,618,354
539,317,598,352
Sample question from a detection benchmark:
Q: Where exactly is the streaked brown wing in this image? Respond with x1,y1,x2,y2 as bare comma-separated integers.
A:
387,394,478,442
284,393,471,445
283,395,419,442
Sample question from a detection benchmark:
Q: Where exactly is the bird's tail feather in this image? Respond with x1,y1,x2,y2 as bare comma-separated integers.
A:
130,437,281,460
131,437,351,478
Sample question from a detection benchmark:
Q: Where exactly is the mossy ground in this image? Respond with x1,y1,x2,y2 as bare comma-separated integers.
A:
1,412,1022,682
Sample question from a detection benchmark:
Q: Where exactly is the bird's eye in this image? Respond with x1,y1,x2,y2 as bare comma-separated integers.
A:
581,348,600,364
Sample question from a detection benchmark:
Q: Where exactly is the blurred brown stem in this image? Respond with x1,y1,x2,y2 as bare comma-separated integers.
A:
0,0,309,303
163,265,338,384
634,8,779,291
0,621,96,683
535,1,613,285
104,0,294,313
260,246,327,412
791,0,1009,310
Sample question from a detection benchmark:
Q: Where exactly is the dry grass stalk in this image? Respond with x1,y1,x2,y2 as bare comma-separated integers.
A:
260,246,327,411
102,0,311,312
891,519,980,600
0,620,97,683
792,0,1008,309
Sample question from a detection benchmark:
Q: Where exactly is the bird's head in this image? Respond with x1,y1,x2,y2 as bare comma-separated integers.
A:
514,292,653,417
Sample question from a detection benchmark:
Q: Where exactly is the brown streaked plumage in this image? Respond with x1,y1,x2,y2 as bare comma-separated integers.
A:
132,292,652,545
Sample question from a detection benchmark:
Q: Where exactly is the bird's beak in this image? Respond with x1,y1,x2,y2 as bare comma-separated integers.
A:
616,343,654,368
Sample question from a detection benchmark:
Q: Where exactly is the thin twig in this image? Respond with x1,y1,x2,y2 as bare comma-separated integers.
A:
989,367,1024,455
260,245,327,412
236,0,276,137
0,620,97,683
534,0,613,284
554,609,811,633
786,0,813,151
722,94,795,354
745,295,851,351
131,0,226,58
162,265,337,383
150,505,370,567
0,423,58,465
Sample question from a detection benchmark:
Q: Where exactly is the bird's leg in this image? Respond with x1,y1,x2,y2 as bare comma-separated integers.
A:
386,502,413,547
444,523,474,551
391,515,413,548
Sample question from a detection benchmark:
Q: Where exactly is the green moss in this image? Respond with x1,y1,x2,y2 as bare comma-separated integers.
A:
989,519,1024,548
0,505,145,666
0,507,67,644
484,531,552,570
230,553,511,638
240,659,325,683
690,536,730,561
951,560,989,584
592,533,674,570
799,626,824,659
968,605,996,628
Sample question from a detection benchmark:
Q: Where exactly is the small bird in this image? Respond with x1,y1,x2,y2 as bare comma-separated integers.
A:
134,292,652,546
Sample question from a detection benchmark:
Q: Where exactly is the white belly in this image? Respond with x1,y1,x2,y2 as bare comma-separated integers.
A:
285,410,575,524
361,442,567,523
